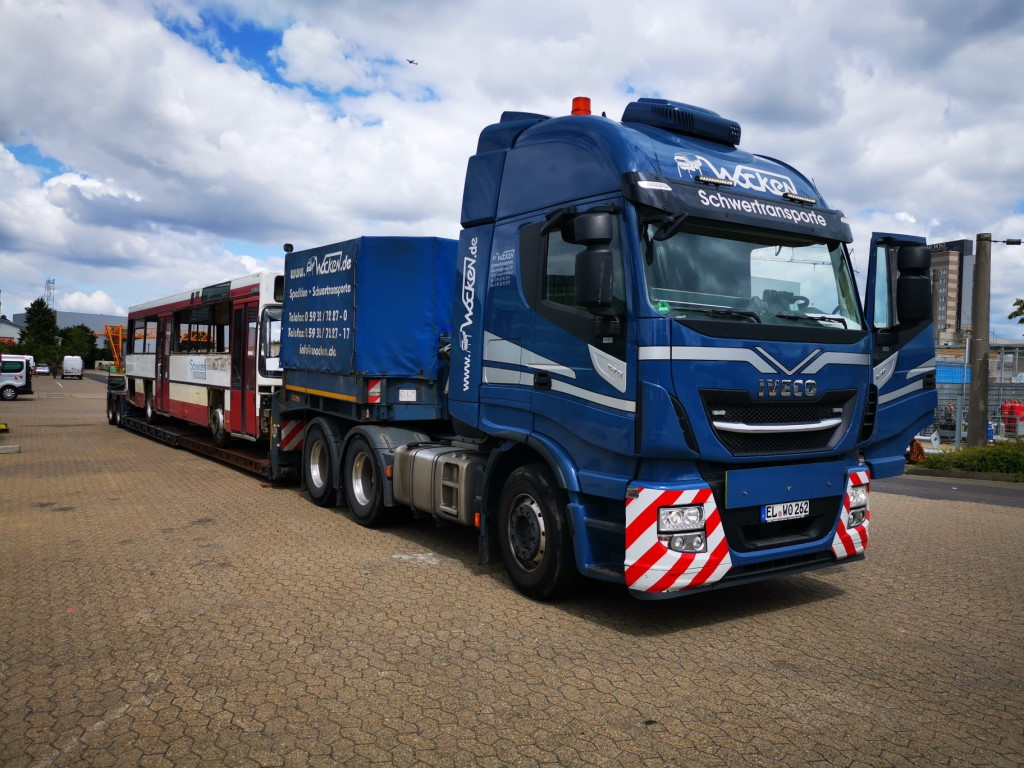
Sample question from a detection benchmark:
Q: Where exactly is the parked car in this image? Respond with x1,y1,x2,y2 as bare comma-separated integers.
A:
61,355,84,379
36,363,50,375
1,355,34,400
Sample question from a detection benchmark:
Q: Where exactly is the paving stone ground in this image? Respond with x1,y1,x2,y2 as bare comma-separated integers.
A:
1,375,1021,767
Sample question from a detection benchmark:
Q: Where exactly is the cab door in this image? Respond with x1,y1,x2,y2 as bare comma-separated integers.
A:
520,208,637,498
862,232,937,478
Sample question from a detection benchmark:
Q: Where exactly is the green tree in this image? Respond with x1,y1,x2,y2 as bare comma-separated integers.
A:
1010,298,1024,324
59,324,99,365
16,298,60,366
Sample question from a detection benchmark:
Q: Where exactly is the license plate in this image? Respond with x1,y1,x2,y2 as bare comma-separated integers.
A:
762,499,810,522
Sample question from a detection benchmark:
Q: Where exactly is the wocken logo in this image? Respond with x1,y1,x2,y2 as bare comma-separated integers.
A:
675,153,797,196
306,251,353,276
458,237,479,392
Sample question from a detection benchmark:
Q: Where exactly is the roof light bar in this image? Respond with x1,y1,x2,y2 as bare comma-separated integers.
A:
783,192,817,205
695,175,735,187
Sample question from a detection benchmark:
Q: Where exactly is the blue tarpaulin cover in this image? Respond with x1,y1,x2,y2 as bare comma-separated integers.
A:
281,237,456,380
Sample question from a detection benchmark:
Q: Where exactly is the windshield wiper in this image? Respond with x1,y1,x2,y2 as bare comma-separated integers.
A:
774,313,848,328
681,306,762,323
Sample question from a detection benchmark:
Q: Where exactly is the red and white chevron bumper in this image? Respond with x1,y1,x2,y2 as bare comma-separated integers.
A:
831,470,870,559
625,487,732,595
278,418,306,453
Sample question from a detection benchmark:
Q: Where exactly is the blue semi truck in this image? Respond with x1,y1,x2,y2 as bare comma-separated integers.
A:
270,96,937,600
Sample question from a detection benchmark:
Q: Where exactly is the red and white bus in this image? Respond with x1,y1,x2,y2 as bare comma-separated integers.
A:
124,272,283,445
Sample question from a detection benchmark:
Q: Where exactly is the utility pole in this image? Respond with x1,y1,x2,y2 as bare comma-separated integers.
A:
966,233,991,447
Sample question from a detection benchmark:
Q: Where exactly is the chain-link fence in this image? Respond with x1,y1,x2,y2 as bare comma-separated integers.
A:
932,346,1024,444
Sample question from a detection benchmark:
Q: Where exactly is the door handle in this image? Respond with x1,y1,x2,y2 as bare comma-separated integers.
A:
533,371,552,390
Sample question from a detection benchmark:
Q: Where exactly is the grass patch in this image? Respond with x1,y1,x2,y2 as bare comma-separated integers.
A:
920,441,1024,480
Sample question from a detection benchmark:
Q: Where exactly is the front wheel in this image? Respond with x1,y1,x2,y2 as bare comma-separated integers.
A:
497,464,582,600
106,396,118,425
344,435,393,527
302,422,336,507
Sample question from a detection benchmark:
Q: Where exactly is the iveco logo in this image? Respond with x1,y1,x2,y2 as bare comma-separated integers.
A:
758,379,817,397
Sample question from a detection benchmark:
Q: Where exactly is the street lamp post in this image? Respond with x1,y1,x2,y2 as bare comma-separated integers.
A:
966,233,1022,448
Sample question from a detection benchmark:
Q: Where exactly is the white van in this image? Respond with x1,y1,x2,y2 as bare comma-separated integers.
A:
61,355,84,380
1,354,34,400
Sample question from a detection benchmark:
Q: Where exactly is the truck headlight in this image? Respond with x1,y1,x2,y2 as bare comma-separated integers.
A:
658,505,704,533
658,505,708,553
848,483,868,527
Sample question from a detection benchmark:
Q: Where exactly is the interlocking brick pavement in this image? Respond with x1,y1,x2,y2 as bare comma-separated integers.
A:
1,375,1022,766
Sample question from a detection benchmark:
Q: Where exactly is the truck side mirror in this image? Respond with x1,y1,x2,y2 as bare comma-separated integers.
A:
895,245,931,324
565,212,615,310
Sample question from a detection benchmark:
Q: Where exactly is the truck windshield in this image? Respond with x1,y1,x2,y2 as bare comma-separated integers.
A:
642,221,863,330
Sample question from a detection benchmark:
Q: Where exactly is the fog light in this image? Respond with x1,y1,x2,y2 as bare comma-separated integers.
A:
658,505,705,533
668,533,707,553
848,508,867,528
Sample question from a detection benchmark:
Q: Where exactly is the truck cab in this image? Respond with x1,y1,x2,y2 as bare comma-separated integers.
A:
448,97,936,597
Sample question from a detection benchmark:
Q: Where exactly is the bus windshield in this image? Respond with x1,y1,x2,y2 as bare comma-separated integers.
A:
642,221,863,330
260,306,283,377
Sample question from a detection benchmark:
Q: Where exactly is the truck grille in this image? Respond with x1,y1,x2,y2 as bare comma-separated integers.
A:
702,389,855,456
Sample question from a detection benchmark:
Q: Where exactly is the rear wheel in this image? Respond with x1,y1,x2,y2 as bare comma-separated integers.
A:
1,385,16,401
498,464,582,600
144,391,155,422
344,435,392,527
106,396,118,425
210,404,229,447
303,422,336,507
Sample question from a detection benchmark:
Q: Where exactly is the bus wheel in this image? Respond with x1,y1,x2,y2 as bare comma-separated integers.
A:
344,435,393,527
210,405,230,447
498,464,581,600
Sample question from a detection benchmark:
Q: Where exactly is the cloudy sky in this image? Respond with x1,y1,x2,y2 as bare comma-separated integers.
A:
1,0,1023,338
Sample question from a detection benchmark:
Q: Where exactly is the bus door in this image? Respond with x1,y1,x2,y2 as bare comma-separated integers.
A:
231,302,259,437
156,315,171,412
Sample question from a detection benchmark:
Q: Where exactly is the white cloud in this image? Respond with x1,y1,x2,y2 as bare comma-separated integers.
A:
59,290,126,315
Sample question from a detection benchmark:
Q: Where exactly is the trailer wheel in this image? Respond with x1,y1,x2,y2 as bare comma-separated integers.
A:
303,422,336,507
498,464,581,600
210,405,230,447
344,435,393,527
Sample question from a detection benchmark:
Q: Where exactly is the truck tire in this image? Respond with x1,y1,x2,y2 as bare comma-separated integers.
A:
144,392,155,423
1,385,16,401
106,396,117,425
343,435,393,527
303,422,336,507
498,464,582,600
